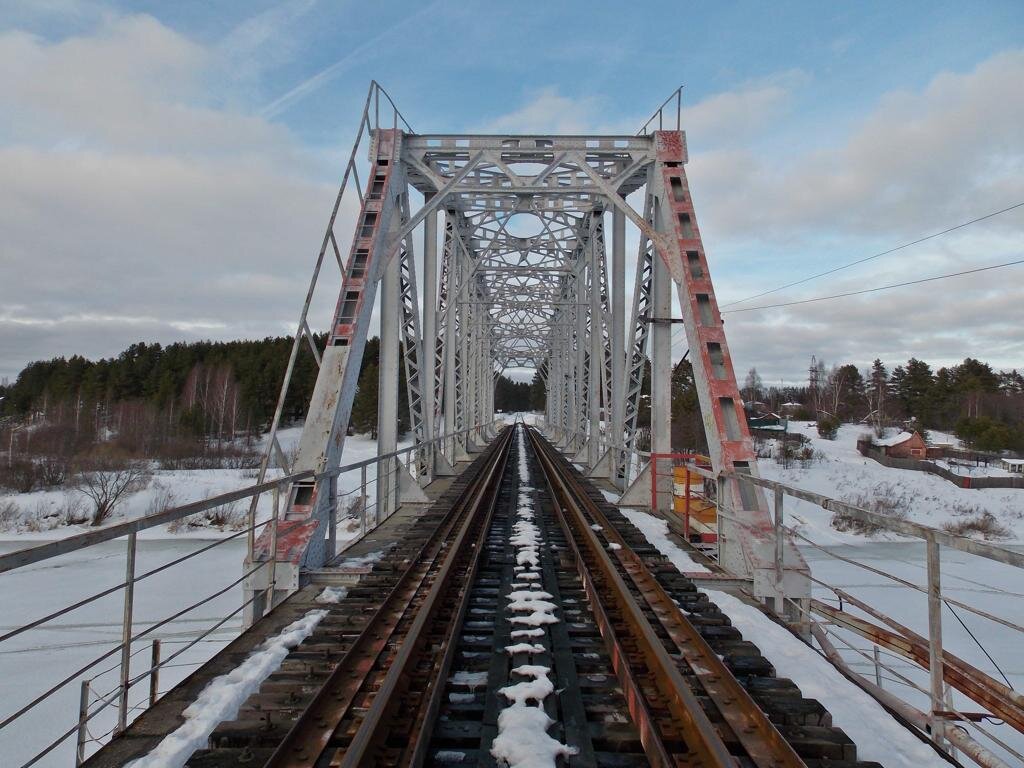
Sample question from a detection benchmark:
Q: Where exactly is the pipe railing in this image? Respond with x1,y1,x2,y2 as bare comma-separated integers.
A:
674,458,1024,765
637,85,683,136
0,420,494,767
539,420,650,490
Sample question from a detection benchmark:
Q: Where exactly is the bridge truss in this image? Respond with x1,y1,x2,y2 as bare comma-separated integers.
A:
244,82,809,618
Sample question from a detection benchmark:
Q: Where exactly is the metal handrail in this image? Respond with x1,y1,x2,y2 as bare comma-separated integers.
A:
0,420,495,575
636,85,683,136
678,459,1024,569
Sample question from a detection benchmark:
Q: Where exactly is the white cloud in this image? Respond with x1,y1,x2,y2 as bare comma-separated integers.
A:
0,13,343,378
690,50,1024,239
691,51,1024,379
681,70,808,144
478,87,607,134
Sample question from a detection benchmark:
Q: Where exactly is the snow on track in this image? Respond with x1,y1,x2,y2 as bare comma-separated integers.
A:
129,609,328,768
491,427,576,768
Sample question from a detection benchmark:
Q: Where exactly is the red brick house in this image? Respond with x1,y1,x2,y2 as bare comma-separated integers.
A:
875,430,927,459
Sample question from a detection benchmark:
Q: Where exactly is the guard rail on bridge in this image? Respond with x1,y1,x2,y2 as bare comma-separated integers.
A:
0,421,493,767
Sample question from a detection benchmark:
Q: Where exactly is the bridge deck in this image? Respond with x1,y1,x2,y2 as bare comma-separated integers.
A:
84,428,894,767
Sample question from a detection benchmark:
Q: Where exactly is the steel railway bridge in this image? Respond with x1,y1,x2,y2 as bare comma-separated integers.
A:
2,84,1021,768
240,82,810,618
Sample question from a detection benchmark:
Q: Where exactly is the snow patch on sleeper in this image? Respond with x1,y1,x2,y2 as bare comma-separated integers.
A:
129,609,328,768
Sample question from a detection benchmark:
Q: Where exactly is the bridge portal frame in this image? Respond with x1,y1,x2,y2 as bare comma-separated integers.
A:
243,83,809,619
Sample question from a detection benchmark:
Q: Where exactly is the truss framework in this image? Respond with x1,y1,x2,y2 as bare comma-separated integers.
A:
243,83,809,619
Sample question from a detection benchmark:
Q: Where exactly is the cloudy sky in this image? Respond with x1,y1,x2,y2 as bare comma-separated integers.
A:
2,0,1023,385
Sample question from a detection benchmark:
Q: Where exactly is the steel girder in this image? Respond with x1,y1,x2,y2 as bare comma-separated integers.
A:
252,114,807,609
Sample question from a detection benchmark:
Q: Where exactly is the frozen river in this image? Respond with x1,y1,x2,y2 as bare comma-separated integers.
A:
803,541,1024,762
2,537,1021,766
0,537,247,767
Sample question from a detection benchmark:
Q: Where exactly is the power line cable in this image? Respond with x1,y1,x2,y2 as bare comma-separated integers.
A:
721,258,1024,314
721,201,1024,308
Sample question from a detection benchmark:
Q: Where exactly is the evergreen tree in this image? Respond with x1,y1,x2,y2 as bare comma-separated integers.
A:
867,359,888,433
671,358,706,452
351,361,379,437
529,371,546,411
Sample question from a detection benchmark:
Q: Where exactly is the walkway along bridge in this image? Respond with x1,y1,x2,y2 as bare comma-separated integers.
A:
1,83,1022,767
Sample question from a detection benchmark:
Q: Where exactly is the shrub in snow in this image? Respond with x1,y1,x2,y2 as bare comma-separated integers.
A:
0,499,18,529
816,415,840,440
74,450,151,525
942,512,1010,540
0,459,46,493
830,483,908,534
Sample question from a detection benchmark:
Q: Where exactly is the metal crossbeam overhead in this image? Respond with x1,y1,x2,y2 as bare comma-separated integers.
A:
244,83,810,616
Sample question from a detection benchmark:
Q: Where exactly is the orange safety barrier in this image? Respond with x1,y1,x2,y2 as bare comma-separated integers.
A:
649,453,718,543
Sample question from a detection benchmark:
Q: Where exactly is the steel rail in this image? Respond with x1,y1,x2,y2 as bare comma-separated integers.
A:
338,424,514,767
264,426,515,767
527,427,809,768
525,427,735,767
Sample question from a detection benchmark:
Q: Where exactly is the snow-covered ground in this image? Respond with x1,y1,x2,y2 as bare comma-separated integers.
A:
0,537,248,767
0,427,412,766
757,421,1024,544
622,508,1023,766
0,427,411,540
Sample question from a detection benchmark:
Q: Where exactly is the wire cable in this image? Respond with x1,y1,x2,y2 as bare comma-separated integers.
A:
721,201,1024,308
721,258,1024,314
944,599,1015,691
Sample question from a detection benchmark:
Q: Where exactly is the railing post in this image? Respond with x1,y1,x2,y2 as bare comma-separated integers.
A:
328,473,338,560
873,644,883,689
116,531,137,733
926,532,946,747
267,484,281,610
715,474,727,562
684,464,691,540
774,485,785,587
149,639,161,707
246,489,258,566
75,678,90,766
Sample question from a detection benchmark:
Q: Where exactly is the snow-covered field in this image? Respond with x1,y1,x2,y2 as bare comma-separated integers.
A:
0,428,411,541
757,421,1024,544
0,427,410,766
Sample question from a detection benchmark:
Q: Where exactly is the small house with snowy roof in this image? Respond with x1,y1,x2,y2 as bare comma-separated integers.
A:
873,430,927,459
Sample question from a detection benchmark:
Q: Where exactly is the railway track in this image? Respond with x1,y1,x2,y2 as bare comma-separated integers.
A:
169,424,882,767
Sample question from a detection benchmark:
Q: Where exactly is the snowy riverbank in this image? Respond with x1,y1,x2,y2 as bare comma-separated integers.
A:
756,421,1024,544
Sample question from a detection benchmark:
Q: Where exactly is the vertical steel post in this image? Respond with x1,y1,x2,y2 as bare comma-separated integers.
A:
926,533,946,746
611,208,626,486
774,486,784,584
422,201,438,452
327,473,338,559
588,238,602,466
116,532,137,733
149,639,161,707
378,248,400,519
75,679,90,766
650,221,672,511
442,224,459,456
684,466,691,540
873,645,883,689
267,484,280,609
573,261,586,446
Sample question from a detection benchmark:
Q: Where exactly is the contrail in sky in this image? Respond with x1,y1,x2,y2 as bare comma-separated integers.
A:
260,1,440,119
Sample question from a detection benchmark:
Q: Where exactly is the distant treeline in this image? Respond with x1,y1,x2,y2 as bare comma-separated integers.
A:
1,337,320,430
0,335,537,438
742,357,1024,451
